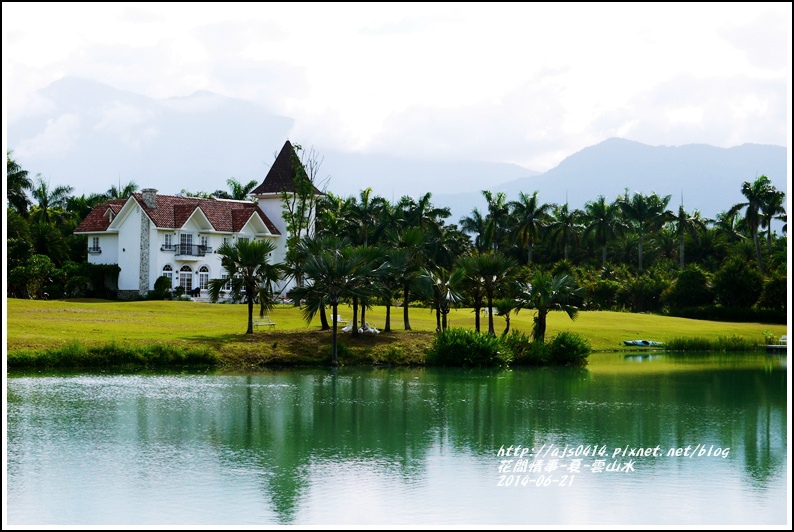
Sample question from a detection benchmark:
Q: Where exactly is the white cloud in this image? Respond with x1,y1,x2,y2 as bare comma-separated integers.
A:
16,114,81,158
2,2,790,176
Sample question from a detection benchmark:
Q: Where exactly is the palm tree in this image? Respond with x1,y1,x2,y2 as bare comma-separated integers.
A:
419,266,464,331
712,210,746,244
482,190,510,252
346,187,389,247
30,176,74,224
105,180,139,200
759,187,785,254
208,239,284,334
515,271,584,343
460,252,518,335
226,177,259,201
618,191,672,271
728,175,777,274
394,227,426,330
6,150,33,217
582,195,623,268
670,203,707,268
289,244,386,365
459,208,489,254
547,203,583,262
509,191,553,265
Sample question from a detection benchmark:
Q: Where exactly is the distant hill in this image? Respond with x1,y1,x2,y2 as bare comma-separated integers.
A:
7,77,537,199
8,78,787,228
436,138,788,226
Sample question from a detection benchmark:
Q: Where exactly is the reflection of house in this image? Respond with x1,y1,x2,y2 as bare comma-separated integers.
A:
75,140,316,299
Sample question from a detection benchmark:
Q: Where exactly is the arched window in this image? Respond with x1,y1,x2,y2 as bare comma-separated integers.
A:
198,266,209,290
162,264,173,282
179,265,193,291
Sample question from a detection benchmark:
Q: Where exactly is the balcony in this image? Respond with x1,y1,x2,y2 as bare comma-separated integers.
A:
88,246,102,254
174,244,213,258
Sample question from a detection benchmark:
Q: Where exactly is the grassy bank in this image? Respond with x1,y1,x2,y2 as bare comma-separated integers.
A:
5,298,787,368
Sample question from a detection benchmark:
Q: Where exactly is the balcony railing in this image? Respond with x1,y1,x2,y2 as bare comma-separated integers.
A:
88,246,102,254
161,243,176,251
174,244,212,257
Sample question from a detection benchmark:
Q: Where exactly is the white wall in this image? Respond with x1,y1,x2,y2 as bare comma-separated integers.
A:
116,205,142,291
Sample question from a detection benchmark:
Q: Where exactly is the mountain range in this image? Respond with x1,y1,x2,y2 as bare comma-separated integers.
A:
7,77,788,227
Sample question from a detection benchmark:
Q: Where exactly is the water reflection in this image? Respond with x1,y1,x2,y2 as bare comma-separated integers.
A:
6,354,788,525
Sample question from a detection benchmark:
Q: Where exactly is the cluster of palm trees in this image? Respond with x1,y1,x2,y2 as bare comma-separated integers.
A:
204,175,785,364
7,147,787,340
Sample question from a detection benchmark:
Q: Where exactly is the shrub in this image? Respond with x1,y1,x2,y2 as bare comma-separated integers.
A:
712,256,763,307
426,327,513,367
662,265,714,309
757,275,786,311
503,330,549,366
547,332,591,366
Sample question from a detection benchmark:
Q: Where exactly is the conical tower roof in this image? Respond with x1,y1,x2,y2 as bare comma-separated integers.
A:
252,140,322,195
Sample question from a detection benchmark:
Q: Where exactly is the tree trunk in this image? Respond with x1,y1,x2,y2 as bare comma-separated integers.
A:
331,304,339,366
679,237,685,269
246,296,254,334
753,230,764,275
320,304,330,330
487,295,495,335
385,302,391,332
403,285,411,330
352,297,359,336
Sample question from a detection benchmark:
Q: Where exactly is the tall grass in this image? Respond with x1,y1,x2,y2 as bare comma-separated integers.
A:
664,335,763,352
7,340,219,368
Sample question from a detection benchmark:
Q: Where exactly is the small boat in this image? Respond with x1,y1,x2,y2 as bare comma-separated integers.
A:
623,340,663,347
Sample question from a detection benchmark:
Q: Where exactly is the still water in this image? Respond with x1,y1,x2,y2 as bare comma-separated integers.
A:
5,353,788,526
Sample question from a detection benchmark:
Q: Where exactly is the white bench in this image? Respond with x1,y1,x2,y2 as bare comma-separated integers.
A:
253,316,276,330
335,315,348,325
780,335,787,345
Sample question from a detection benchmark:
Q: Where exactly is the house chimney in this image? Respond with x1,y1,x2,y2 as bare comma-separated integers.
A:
141,188,158,209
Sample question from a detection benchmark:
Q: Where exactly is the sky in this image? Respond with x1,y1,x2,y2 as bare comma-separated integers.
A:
3,2,791,176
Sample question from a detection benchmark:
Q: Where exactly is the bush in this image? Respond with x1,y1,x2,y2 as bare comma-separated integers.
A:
757,275,786,311
662,265,714,309
426,327,513,367
712,257,763,307
503,330,549,366
547,332,591,366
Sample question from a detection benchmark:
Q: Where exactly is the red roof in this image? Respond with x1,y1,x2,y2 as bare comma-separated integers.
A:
74,193,280,235
72,200,126,232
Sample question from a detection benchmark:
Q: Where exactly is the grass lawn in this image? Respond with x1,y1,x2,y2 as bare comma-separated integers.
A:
5,298,787,366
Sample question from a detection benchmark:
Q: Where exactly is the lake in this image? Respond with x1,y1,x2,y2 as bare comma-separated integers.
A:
5,352,788,526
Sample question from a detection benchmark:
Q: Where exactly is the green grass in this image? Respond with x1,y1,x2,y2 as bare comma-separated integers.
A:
5,298,787,367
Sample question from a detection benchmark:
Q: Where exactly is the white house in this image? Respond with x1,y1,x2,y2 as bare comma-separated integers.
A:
75,140,318,299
